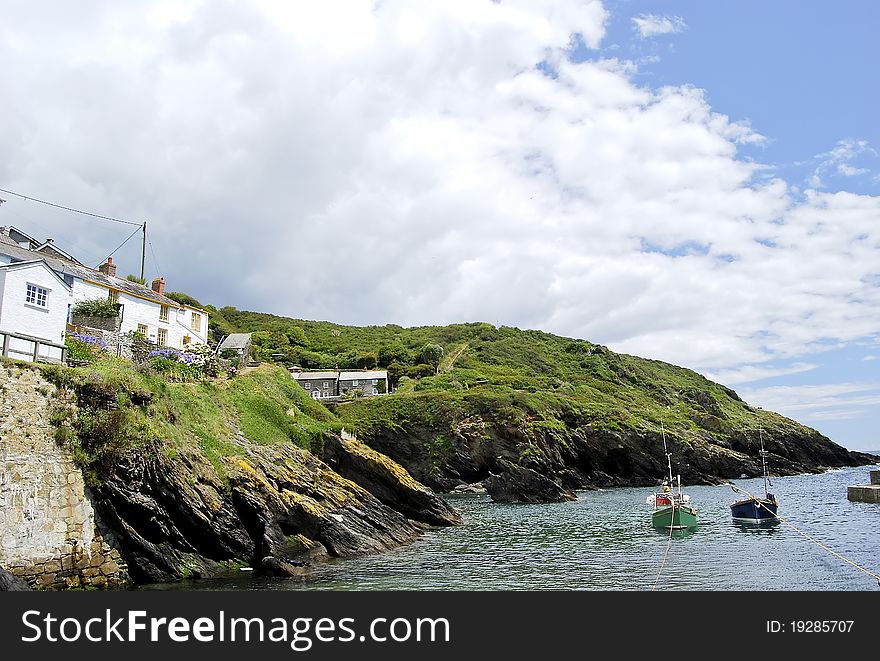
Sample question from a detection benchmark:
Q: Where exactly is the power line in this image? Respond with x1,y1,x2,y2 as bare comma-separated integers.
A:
0,186,143,227
97,225,144,268
148,236,163,278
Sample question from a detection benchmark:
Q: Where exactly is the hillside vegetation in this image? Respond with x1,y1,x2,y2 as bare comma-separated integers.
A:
207,309,876,490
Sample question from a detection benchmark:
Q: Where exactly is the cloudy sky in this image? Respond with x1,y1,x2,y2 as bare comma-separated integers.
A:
1,0,878,450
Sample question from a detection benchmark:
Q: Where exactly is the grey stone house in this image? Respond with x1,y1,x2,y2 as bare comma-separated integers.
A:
290,368,388,399
291,370,340,399
337,370,387,396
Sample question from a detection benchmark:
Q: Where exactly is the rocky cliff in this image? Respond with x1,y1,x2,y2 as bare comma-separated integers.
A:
0,360,460,588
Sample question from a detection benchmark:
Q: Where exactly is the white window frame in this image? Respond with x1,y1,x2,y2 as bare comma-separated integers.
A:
25,282,49,308
157,328,168,347
159,305,169,323
304,383,311,389
352,379,359,386
191,312,201,332
323,381,329,389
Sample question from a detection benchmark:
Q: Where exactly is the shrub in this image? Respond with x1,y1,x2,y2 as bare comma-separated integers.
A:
147,344,219,381
65,333,107,364
71,298,121,318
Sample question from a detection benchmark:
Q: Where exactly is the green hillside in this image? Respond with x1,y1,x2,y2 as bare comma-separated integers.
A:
207,307,874,490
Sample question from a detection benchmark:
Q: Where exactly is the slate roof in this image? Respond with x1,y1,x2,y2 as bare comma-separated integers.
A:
218,333,252,351
291,371,339,381
0,236,193,309
338,370,388,381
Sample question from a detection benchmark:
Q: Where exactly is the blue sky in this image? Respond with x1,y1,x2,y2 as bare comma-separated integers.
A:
566,1,880,450
1,1,877,450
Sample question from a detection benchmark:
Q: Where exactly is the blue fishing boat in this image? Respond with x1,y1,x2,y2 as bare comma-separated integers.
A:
730,430,778,523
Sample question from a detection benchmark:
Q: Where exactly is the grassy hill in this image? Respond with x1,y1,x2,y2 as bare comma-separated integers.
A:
207,308,876,490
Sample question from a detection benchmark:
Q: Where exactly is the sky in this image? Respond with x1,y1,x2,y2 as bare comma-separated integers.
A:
0,0,877,450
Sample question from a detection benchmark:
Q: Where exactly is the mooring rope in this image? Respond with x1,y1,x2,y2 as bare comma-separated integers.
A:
730,484,880,586
652,501,675,591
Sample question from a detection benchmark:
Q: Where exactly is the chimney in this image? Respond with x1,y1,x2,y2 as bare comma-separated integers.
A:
98,257,117,277
151,277,166,295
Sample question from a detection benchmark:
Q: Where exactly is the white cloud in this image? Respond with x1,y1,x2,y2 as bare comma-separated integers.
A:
0,0,878,405
838,163,868,176
864,355,879,362
704,362,818,386
632,14,686,38
807,138,876,187
738,383,880,423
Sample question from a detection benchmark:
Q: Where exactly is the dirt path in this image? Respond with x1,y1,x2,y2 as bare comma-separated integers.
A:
439,342,469,373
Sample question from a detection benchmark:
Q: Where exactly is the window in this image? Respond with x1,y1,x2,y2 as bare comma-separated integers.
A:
371,379,377,385
372,388,378,395
25,283,48,308
352,380,359,386
322,381,329,389
304,383,311,389
137,324,148,336
157,328,167,347
191,312,202,332
108,289,119,303
159,305,169,322
182,336,191,346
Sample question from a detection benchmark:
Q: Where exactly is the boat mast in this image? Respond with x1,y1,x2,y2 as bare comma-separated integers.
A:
661,418,673,486
759,429,769,497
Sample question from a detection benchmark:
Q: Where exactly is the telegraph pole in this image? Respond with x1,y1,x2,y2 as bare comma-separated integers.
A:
140,221,147,282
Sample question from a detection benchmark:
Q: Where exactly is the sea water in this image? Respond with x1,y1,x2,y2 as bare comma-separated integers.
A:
143,465,880,591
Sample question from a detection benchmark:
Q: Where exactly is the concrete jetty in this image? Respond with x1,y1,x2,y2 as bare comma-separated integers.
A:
847,470,880,503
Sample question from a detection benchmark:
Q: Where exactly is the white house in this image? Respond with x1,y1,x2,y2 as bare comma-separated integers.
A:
71,258,208,349
0,225,208,359
0,259,70,361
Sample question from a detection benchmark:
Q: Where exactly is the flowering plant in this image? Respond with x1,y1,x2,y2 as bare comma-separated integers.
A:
70,333,108,349
65,333,107,364
148,343,219,380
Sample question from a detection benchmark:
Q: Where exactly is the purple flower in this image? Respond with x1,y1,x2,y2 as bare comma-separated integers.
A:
70,333,107,349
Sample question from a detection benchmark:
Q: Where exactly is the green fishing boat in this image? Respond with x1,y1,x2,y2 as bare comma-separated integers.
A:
646,422,697,530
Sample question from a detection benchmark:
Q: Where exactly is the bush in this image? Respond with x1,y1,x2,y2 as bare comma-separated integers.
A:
72,298,121,318
148,344,219,382
65,333,107,364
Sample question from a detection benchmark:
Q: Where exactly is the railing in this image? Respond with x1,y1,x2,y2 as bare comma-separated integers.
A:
0,331,67,364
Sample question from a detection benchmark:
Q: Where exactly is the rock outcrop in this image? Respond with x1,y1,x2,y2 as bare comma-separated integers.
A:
353,412,878,494
318,432,462,526
90,434,461,583
485,459,577,504
0,566,32,591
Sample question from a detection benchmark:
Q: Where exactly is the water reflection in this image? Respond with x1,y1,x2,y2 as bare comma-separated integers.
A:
732,519,781,535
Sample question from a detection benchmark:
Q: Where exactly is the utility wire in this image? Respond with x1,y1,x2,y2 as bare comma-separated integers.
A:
0,187,143,227
97,225,143,268
148,236,163,278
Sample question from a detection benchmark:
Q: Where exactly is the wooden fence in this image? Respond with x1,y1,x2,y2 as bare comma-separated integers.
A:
0,331,67,364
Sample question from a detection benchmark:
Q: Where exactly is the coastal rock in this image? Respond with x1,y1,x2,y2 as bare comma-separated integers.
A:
0,566,32,591
91,437,446,583
318,433,462,526
485,460,577,504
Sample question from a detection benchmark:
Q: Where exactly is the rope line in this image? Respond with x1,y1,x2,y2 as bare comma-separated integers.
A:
731,484,880,585
652,501,675,591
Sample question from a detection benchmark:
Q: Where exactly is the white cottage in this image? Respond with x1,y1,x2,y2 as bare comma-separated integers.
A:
71,258,208,349
0,259,70,361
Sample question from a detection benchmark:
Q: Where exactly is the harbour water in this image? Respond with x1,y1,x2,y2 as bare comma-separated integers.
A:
145,464,880,591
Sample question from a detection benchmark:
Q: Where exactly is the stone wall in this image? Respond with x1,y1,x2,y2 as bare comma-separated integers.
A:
0,362,129,589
